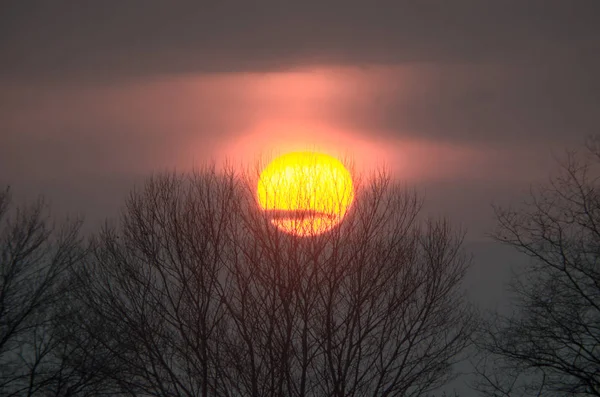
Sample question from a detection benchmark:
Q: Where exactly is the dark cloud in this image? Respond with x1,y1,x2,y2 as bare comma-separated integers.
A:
1,0,599,81
336,62,600,145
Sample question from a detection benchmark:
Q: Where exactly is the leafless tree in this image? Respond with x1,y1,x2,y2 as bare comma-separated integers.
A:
0,187,91,396
74,170,239,396
78,163,476,396
473,138,600,396
221,168,476,397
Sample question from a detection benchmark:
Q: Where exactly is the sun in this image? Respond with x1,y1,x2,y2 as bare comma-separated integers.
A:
257,152,354,236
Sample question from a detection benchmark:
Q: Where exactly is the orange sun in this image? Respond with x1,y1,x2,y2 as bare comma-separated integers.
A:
257,152,354,236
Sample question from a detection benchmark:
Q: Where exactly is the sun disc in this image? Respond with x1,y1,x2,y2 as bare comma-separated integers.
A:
257,152,354,236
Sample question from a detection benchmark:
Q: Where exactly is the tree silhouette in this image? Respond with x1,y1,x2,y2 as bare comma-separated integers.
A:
0,187,91,396
473,138,600,396
72,164,476,396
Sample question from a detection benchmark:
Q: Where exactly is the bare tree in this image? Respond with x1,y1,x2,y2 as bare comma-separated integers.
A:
222,169,476,397
75,170,239,396
0,187,89,396
473,138,600,396
78,164,476,396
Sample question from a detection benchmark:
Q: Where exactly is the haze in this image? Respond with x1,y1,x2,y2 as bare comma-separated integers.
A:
1,1,599,392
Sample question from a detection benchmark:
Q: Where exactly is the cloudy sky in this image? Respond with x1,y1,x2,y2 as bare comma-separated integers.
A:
2,0,599,392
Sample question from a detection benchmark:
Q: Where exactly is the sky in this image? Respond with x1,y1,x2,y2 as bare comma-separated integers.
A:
1,1,600,391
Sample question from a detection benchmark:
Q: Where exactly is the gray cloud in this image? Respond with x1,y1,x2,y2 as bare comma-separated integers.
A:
1,0,599,81
334,62,600,145
1,0,599,244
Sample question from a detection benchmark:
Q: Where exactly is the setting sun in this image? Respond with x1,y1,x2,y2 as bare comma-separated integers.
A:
257,152,354,236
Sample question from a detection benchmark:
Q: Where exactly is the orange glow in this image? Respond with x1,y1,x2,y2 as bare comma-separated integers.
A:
257,152,354,236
